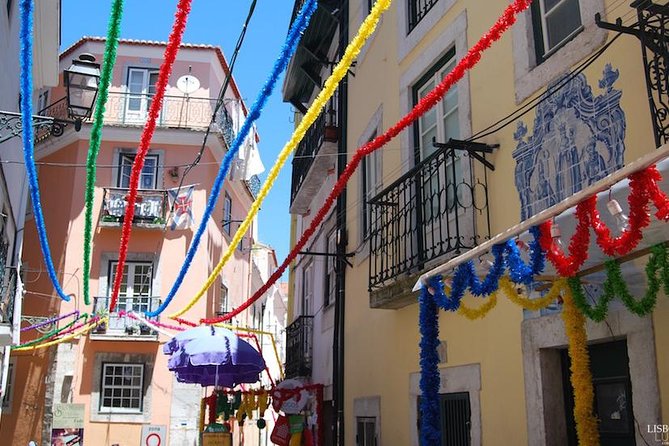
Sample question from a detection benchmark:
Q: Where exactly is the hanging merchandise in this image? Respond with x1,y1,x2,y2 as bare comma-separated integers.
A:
110,0,193,312
271,415,291,446
195,0,534,322
81,0,125,306
147,0,319,318
256,390,269,429
169,0,393,320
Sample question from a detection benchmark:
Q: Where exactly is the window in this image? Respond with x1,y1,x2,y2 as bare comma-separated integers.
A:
100,363,144,412
109,261,153,314
413,48,462,219
302,262,313,316
356,417,377,446
125,68,159,122
361,132,382,240
324,230,337,307
408,0,440,33
223,192,232,235
561,340,636,445
2,361,14,409
531,0,582,62
418,392,471,446
37,89,49,113
116,153,159,190
217,283,229,315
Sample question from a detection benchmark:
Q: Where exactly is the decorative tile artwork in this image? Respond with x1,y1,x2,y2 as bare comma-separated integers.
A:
513,64,626,220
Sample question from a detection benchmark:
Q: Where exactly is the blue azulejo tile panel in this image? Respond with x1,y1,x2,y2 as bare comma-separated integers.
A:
513,64,626,220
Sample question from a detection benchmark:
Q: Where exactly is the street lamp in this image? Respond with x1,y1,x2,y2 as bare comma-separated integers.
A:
64,53,101,126
0,53,101,143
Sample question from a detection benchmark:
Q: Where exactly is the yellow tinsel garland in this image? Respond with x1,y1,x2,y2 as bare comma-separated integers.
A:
500,276,564,311
457,291,498,320
562,285,600,446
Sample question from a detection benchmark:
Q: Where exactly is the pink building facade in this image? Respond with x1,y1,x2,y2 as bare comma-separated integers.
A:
1,38,270,445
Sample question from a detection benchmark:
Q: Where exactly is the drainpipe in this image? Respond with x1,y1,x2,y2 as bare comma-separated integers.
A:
332,0,349,443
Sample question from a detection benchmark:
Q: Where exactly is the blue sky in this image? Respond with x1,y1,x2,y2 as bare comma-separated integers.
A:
61,0,296,263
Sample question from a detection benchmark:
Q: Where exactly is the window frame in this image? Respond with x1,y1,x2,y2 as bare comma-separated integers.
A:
218,282,229,315
302,261,313,316
223,192,233,235
407,0,440,34
99,362,145,414
116,152,160,190
124,67,160,121
361,132,382,240
530,0,584,63
356,416,377,446
107,260,154,314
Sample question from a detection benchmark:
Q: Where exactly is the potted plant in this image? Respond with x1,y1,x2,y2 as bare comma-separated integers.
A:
139,325,152,335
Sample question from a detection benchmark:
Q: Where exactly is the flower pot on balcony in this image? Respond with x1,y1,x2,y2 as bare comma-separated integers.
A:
94,322,107,334
324,125,339,143
125,326,137,335
139,325,152,335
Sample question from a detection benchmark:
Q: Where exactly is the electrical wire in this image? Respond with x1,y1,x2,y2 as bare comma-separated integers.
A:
168,0,259,222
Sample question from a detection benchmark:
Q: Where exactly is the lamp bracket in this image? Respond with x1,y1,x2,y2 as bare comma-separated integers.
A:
0,110,71,144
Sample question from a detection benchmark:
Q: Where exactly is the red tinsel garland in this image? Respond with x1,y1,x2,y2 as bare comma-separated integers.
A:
539,196,595,276
589,169,650,256
110,0,192,312
196,0,534,325
540,165,669,276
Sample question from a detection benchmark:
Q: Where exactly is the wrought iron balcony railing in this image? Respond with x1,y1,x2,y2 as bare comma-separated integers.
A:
0,269,17,327
92,296,160,338
284,315,314,379
100,188,168,229
408,0,440,33
290,99,338,205
368,144,491,291
37,93,235,142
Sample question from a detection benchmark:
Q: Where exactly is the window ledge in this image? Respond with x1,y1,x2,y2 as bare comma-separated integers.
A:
512,0,607,104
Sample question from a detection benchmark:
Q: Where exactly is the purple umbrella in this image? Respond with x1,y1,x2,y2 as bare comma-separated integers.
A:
165,326,266,387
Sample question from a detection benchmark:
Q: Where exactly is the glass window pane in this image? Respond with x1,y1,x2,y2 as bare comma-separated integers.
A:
421,126,438,159
545,0,581,50
443,110,460,141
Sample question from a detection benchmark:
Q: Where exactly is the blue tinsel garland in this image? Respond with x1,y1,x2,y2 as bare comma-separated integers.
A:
419,277,442,445
147,0,318,317
430,226,545,311
19,0,70,301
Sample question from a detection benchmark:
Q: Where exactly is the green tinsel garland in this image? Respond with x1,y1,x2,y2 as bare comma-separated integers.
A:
569,243,669,320
82,0,124,306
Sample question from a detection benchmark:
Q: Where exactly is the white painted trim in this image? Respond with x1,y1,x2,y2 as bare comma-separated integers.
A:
397,0,457,63
521,309,661,445
399,10,470,170
409,363,482,446
353,396,381,444
356,104,384,255
511,0,607,104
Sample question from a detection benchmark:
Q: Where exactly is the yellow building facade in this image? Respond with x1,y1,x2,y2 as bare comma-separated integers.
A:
344,0,668,445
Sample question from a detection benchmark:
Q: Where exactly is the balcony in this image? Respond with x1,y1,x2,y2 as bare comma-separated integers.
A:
284,315,313,379
368,144,491,308
36,93,234,142
91,296,160,341
99,188,168,229
0,269,17,346
289,101,339,214
408,0,440,33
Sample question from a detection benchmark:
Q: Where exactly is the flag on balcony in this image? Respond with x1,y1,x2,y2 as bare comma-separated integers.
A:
167,185,195,230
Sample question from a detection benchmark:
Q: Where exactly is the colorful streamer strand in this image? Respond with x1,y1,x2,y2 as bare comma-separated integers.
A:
82,0,125,306
418,280,441,446
500,276,563,312
20,310,79,332
568,243,669,321
169,0,391,319
13,317,106,352
198,0,534,324
18,0,70,302
146,0,319,317
561,286,600,446
457,291,498,320
12,314,88,350
110,0,193,312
